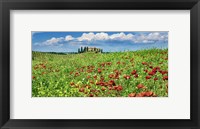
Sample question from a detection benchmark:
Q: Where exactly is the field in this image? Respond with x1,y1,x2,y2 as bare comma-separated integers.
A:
32,49,168,97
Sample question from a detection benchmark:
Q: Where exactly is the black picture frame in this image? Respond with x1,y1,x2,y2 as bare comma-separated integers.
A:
0,0,200,129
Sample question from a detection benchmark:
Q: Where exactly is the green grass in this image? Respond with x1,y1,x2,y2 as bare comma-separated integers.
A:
32,49,168,97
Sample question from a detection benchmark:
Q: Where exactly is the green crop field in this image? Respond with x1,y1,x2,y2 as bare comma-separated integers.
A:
32,49,168,97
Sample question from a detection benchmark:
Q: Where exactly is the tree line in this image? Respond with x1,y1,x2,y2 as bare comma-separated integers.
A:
78,46,103,53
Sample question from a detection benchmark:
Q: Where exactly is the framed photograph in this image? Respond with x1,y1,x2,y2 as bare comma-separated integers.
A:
32,31,168,98
0,0,200,129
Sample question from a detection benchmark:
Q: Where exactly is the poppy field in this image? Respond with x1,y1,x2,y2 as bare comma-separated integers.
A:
32,49,168,97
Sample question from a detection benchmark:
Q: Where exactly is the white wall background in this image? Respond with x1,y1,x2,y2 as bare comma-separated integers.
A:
10,10,190,119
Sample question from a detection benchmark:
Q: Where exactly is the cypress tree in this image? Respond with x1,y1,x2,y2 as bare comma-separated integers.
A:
78,48,80,53
86,47,88,52
81,47,83,53
84,47,86,52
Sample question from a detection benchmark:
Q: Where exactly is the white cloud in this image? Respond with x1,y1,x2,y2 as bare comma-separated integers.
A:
110,32,134,40
127,33,135,40
43,37,64,46
36,32,168,46
65,35,74,41
77,32,135,41
77,32,95,41
76,32,168,43
94,32,109,40
78,32,110,41
109,32,167,43
146,32,162,40
132,32,168,43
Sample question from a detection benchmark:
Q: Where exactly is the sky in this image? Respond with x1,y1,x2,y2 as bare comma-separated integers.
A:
32,32,168,52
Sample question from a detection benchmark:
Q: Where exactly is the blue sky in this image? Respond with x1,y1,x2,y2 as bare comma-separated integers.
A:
32,32,168,52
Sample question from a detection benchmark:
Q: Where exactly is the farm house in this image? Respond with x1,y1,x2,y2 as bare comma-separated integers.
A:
78,46,103,53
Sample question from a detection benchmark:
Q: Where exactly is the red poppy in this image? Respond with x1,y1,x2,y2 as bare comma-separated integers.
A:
148,71,155,76
106,62,112,66
100,82,105,86
159,70,168,75
131,70,137,75
152,68,157,73
124,75,131,80
137,84,145,89
113,86,118,90
115,74,119,79
96,82,100,85
154,78,158,81
108,80,116,86
117,85,123,91
142,62,148,65
128,93,136,97
113,69,119,73
154,66,160,70
108,87,112,90
97,69,102,73
163,76,168,80
146,76,151,80
145,91,153,97
100,63,105,67
109,74,114,78
42,65,46,69
79,88,84,92
93,75,97,79
134,74,138,78
75,72,80,76
101,87,106,91
136,92,153,97
136,92,146,97
89,94,94,97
